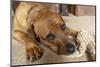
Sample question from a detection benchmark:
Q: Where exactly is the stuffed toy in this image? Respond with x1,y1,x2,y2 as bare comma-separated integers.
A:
64,30,95,60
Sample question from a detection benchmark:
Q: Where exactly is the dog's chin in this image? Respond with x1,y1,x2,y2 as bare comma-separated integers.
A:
63,46,76,55
60,49,76,56
60,50,81,58
67,51,76,55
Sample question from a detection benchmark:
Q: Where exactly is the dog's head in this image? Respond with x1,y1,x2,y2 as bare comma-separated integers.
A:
28,6,77,55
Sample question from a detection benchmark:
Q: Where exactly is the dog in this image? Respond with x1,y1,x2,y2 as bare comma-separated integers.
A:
12,2,78,62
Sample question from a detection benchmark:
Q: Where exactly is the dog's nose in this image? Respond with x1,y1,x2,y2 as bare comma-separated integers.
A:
66,43,75,54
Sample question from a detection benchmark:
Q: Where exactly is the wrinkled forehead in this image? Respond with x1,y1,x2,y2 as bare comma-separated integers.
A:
34,14,64,37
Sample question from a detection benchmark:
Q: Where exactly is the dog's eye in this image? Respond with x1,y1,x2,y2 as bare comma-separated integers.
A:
61,24,66,30
47,34,55,41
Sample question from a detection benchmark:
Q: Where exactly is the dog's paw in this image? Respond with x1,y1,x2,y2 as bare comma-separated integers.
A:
26,43,43,62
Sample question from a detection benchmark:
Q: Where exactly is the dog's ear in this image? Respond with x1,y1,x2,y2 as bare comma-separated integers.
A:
27,7,42,45
27,5,48,23
31,25,41,43
27,23,41,45
27,7,41,23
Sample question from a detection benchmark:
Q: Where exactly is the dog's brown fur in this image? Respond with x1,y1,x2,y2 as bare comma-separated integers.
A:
13,2,78,62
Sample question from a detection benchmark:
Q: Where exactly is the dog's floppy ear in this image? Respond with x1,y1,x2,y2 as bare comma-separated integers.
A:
27,7,42,45
27,7,42,23
29,24,41,44
27,22,41,45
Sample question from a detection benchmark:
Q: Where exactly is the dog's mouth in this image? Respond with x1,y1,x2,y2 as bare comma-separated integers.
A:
61,40,80,56
65,47,76,55
65,37,80,55
56,39,79,55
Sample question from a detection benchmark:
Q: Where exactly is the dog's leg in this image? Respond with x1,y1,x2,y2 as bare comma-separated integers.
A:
13,30,43,62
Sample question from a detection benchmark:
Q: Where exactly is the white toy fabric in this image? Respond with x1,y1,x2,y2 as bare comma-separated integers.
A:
65,30,95,59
